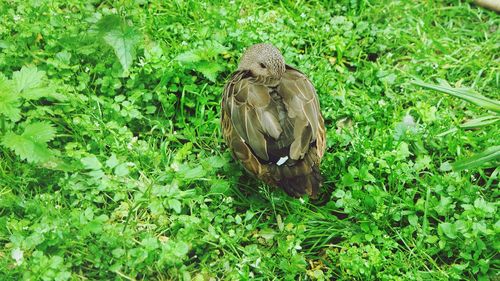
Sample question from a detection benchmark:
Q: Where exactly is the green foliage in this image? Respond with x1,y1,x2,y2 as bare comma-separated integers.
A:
175,41,228,82
96,15,142,75
452,146,500,171
0,0,498,280
0,66,68,168
2,122,56,163
413,79,500,113
413,79,500,171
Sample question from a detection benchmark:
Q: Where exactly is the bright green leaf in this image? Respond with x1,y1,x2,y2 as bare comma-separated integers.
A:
1,122,56,163
106,154,119,168
22,85,65,101
23,122,56,143
460,115,500,129
114,163,129,176
175,51,201,63
412,79,500,113
439,222,457,239
178,164,206,179
0,74,21,121
98,15,141,73
196,61,224,82
81,155,102,170
168,199,182,214
12,66,45,93
451,145,500,171
174,241,189,257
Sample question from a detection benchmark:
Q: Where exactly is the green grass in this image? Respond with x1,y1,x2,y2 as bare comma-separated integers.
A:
0,0,499,280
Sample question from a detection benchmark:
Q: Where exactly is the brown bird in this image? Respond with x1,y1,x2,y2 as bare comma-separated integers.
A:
221,43,326,198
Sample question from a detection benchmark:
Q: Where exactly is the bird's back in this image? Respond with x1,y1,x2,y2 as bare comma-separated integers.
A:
221,65,326,198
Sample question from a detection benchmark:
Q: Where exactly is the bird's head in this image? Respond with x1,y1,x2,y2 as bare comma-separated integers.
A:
238,43,286,79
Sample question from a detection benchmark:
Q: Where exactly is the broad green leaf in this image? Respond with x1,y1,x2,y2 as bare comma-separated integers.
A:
25,232,45,249
380,73,397,85
175,51,201,63
203,41,228,58
22,85,65,101
473,198,495,214
174,241,189,257
451,145,500,171
55,50,72,64
0,75,21,121
210,180,230,194
395,141,411,160
22,122,56,143
114,163,129,176
412,79,500,113
98,15,141,73
49,256,64,269
7,66,65,101
12,66,45,93
144,41,163,60
103,29,141,73
105,154,119,168
1,130,54,164
259,228,277,241
81,155,102,170
178,164,206,179
141,237,159,250
439,222,457,239
168,199,182,214
425,235,439,244
1,122,56,163
196,61,224,82
111,248,125,258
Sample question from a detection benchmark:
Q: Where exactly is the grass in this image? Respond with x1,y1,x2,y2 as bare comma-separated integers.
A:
0,0,499,280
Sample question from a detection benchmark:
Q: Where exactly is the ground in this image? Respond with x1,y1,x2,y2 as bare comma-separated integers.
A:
0,0,498,280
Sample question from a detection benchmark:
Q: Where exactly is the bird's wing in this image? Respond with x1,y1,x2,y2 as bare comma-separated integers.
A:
278,65,325,160
222,71,283,161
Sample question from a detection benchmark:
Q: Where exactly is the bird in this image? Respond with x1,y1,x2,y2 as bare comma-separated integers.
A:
221,43,326,198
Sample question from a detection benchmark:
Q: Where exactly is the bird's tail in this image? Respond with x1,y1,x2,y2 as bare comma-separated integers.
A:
274,164,323,198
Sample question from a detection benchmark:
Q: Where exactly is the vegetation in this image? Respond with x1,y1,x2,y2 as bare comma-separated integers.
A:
0,0,498,280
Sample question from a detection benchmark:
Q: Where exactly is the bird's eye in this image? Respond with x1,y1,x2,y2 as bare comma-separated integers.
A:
259,63,266,68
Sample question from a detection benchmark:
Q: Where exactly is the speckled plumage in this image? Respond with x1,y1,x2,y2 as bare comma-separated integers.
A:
221,43,326,198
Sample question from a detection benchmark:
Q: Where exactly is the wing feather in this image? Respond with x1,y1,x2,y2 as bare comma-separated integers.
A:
278,66,323,160
222,71,283,161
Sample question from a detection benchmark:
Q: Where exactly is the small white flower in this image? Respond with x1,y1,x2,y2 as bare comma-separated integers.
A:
251,257,261,268
170,162,180,171
138,57,146,67
403,114,415,127
12,248,23,266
